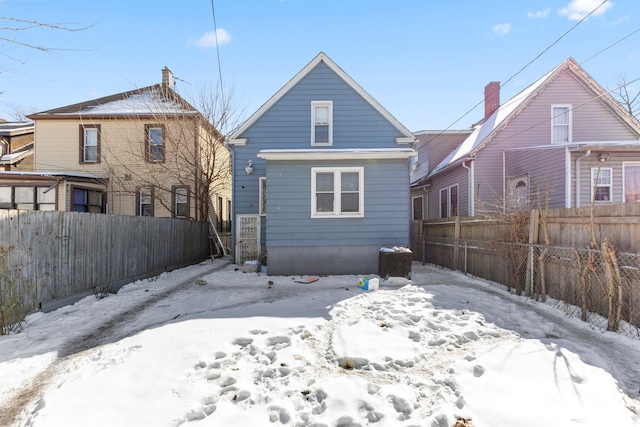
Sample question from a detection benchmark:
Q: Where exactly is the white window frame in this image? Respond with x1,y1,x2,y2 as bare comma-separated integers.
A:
311,101,333,146
439,184,459,218
591,167,612,203
311,167,364,218
551,104,572,144
83,127,99,162
623,162,640,203
259,177,267,215
411,195,424,220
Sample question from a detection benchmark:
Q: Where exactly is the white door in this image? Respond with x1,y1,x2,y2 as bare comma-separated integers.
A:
235,214,261,264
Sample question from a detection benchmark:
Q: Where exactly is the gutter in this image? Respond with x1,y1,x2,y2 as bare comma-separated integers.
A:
462,159,474,216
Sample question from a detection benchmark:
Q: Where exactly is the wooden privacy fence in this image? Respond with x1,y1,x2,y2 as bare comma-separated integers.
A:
0,210,210,313
421,203,640,338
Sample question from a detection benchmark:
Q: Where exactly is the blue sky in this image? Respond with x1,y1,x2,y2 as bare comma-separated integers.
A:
1,0,638,132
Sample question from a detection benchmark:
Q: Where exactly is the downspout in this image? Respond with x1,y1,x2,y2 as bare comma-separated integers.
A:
575,149,591,208
462,160,474,216
565,147,571,208
230,146,236,263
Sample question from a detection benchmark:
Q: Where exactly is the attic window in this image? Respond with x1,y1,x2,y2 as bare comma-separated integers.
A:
311,101,332,146
551,105,571,143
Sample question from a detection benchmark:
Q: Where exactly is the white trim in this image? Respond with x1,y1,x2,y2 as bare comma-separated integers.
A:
311,100,333,146
565,147,572,208
439,184,459,218
590,167,613,203
228,138,247,147
551,104,572,144
258,177,267,215
311,166,364,218
622,162,640,203
395,137,415,144
258,148,416,161
229,52,415,141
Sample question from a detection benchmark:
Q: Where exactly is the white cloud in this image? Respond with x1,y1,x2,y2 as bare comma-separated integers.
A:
189,29,232,49
527,8,551,19
558,0,613,21
492,23,512,36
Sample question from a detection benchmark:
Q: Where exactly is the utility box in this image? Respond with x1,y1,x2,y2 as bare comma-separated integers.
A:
378,248,412,279
243,260,261,273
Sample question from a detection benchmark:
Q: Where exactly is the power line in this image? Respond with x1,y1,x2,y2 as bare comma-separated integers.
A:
210,0,226,134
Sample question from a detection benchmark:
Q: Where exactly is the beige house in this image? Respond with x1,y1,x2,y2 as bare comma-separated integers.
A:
17,68,231,226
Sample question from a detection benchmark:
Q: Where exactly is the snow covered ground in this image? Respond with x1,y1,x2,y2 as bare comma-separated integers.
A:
1,259,639,427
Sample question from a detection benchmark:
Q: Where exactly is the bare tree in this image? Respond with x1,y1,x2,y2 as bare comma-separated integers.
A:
101,81,236,223
611,74,639,119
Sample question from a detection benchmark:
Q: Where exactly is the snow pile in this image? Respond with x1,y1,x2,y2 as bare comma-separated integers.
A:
0,261,638,427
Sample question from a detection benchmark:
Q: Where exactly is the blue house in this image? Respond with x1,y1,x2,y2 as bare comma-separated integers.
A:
228,52,416,276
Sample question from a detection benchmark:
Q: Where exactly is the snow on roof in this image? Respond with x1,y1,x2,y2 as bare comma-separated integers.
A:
428,62,562,177
56,90,194,116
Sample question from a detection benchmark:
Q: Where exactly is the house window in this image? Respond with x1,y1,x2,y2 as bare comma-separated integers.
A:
15,186,34,210
0,187,11,209
412,195,423,220
172,186,189,218
624,163,640,203
259,177,267,215
136,186,154,216
311,101,332,146
80,125,100,163
72,188,104,213
227,199,232,231
551,105,571,143
311,167,363,218
507,175,529,211
217,196,223,228
145,124,165,162
439,184,458,218
0,186,57,210
36,187,56,211
591,167,612,202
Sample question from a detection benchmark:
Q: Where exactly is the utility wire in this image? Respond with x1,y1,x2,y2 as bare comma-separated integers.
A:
417,0,640,164
210,0,226,134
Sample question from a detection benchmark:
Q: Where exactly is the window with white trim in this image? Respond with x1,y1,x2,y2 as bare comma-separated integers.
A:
624,162,640,203
439,184,458,218
172,185,189,218
412,195,423,220
259,177,267,215
591,167,612,202
137,186,154,216
311,101,332,146
80,124,100,163
551,105,571,143
311,167,363,218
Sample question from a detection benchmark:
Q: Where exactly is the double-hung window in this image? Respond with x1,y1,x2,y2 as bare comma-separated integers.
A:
439,184,458,218
172,186,189,218
551,105,571,143
311,101,332,146
311,167,363,218
137,186,154,216
591,167,612,202
80,124,100,163
145,124,165,162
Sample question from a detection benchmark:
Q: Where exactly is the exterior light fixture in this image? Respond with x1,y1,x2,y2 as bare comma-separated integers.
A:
598,153,610,162
245,159,254,174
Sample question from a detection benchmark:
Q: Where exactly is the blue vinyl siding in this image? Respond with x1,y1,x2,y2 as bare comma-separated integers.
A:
231,57,413,273
265,160,409,248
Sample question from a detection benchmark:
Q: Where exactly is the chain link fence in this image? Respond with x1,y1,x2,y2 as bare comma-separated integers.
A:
423,237,640,339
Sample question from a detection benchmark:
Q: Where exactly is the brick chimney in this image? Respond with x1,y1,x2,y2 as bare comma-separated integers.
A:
162,66,173,90
484,81,500,119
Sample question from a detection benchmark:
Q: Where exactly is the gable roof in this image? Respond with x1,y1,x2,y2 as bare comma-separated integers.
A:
428,58,640,178
229,52,415,143
28,84,199,120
